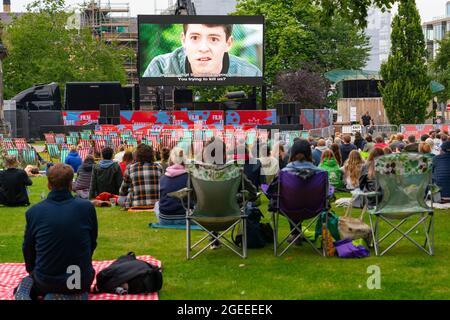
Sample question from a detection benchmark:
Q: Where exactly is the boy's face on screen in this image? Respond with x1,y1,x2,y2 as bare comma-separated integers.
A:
182,24,233,76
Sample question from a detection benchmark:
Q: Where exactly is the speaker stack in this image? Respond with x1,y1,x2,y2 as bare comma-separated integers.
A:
99,104,121,125
275,103,300,124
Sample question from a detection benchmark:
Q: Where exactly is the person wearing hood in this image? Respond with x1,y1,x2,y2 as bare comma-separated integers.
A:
353,132,366,150
73,155,95,199
266,139,326,244
319,149,344,189
65,146,82,173
312,139,328,166
234,142,264,190
155,147,189,225
339,135,358,164
0,155,32,207
432,140,450,203
89,147,123,199
257,143,279,184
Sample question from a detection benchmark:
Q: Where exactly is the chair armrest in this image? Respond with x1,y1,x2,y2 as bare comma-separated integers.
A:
428,184,441,194
167,188,192,200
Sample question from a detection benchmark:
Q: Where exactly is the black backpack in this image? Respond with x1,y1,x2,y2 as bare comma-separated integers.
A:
232,206,273,248
95,252,163,294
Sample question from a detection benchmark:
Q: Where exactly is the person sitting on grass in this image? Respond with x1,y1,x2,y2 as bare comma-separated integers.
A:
154,147,188,225
157,147,171,174
64,146,82,173
319,149,344,190
15,163,97,300
119,144,161,209
0,155,32,207
119,150,134,176
89,147,123,199
73,155,95,199
114,145,126,163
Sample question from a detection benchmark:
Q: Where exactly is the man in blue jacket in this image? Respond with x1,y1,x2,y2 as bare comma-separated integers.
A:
432,140,450,203
15,163,98,300
64,146,82,173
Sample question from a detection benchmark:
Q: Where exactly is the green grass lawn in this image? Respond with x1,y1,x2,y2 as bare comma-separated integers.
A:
1,176,449,300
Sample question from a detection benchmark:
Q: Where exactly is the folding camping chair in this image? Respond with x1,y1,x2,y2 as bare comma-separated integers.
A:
272,170,330,257
368,153,435,256
169,162,249,260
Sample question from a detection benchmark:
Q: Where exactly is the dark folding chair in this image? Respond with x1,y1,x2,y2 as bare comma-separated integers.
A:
272,170,330,257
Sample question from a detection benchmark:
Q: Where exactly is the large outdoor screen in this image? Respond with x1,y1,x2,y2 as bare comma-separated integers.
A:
138,15,264,86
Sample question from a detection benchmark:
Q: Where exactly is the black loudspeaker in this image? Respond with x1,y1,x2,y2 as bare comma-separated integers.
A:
278,115,299,125
100,104,120,117
276,103,301,117
98,117,108,125
257,124,303,131
174,89,193,104
111,117,120,125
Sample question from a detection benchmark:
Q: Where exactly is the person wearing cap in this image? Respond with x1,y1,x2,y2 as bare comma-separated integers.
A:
432,140,450,202
0,155,33,206
266,139,327,244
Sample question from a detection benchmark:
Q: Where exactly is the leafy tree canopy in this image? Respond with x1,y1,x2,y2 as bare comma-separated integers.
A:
379,0,432,125
2,0,132,99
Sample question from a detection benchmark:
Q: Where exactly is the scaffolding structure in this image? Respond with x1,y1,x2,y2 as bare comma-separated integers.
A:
80,0,138,85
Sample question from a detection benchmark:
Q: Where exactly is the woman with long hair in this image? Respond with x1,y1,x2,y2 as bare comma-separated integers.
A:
330,143,343,167
342,150,364,191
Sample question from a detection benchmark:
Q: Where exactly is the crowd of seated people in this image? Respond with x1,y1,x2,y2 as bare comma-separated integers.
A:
4,127,450,299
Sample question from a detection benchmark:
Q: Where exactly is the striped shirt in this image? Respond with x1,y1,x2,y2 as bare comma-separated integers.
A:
119,162,161,209
142,47,262,77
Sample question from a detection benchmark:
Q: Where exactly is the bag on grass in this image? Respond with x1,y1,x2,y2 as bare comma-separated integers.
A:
315,211,340,241
339,199,372,244
95,252,162,294
334,239,369,258
232,206,273,248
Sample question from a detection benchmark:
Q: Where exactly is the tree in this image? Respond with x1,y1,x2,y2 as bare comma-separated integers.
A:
379,0,431,125
432,32,450,104
235,0,370,82
2,0,132,99
233,0,369,107
315,0,397,28
275,65,329,108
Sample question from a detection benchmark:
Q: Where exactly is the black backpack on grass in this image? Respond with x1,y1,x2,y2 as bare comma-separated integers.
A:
232,206,273,248
95,252,162,294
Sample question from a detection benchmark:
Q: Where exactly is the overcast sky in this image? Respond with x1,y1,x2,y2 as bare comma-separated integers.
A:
7,0,450,22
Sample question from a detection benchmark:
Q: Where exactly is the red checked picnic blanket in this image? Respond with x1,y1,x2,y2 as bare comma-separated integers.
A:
0,255,161,300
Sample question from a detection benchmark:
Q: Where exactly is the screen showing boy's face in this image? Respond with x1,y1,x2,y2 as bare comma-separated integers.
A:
182,24,233,76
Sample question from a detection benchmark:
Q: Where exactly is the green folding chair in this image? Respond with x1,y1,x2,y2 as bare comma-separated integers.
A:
368,153,435,256
60,148,69,163
80,131,91,140
46,143,60,162
22,149,38,165
169,162,248,260
66,136,78,146
7,148,19,159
